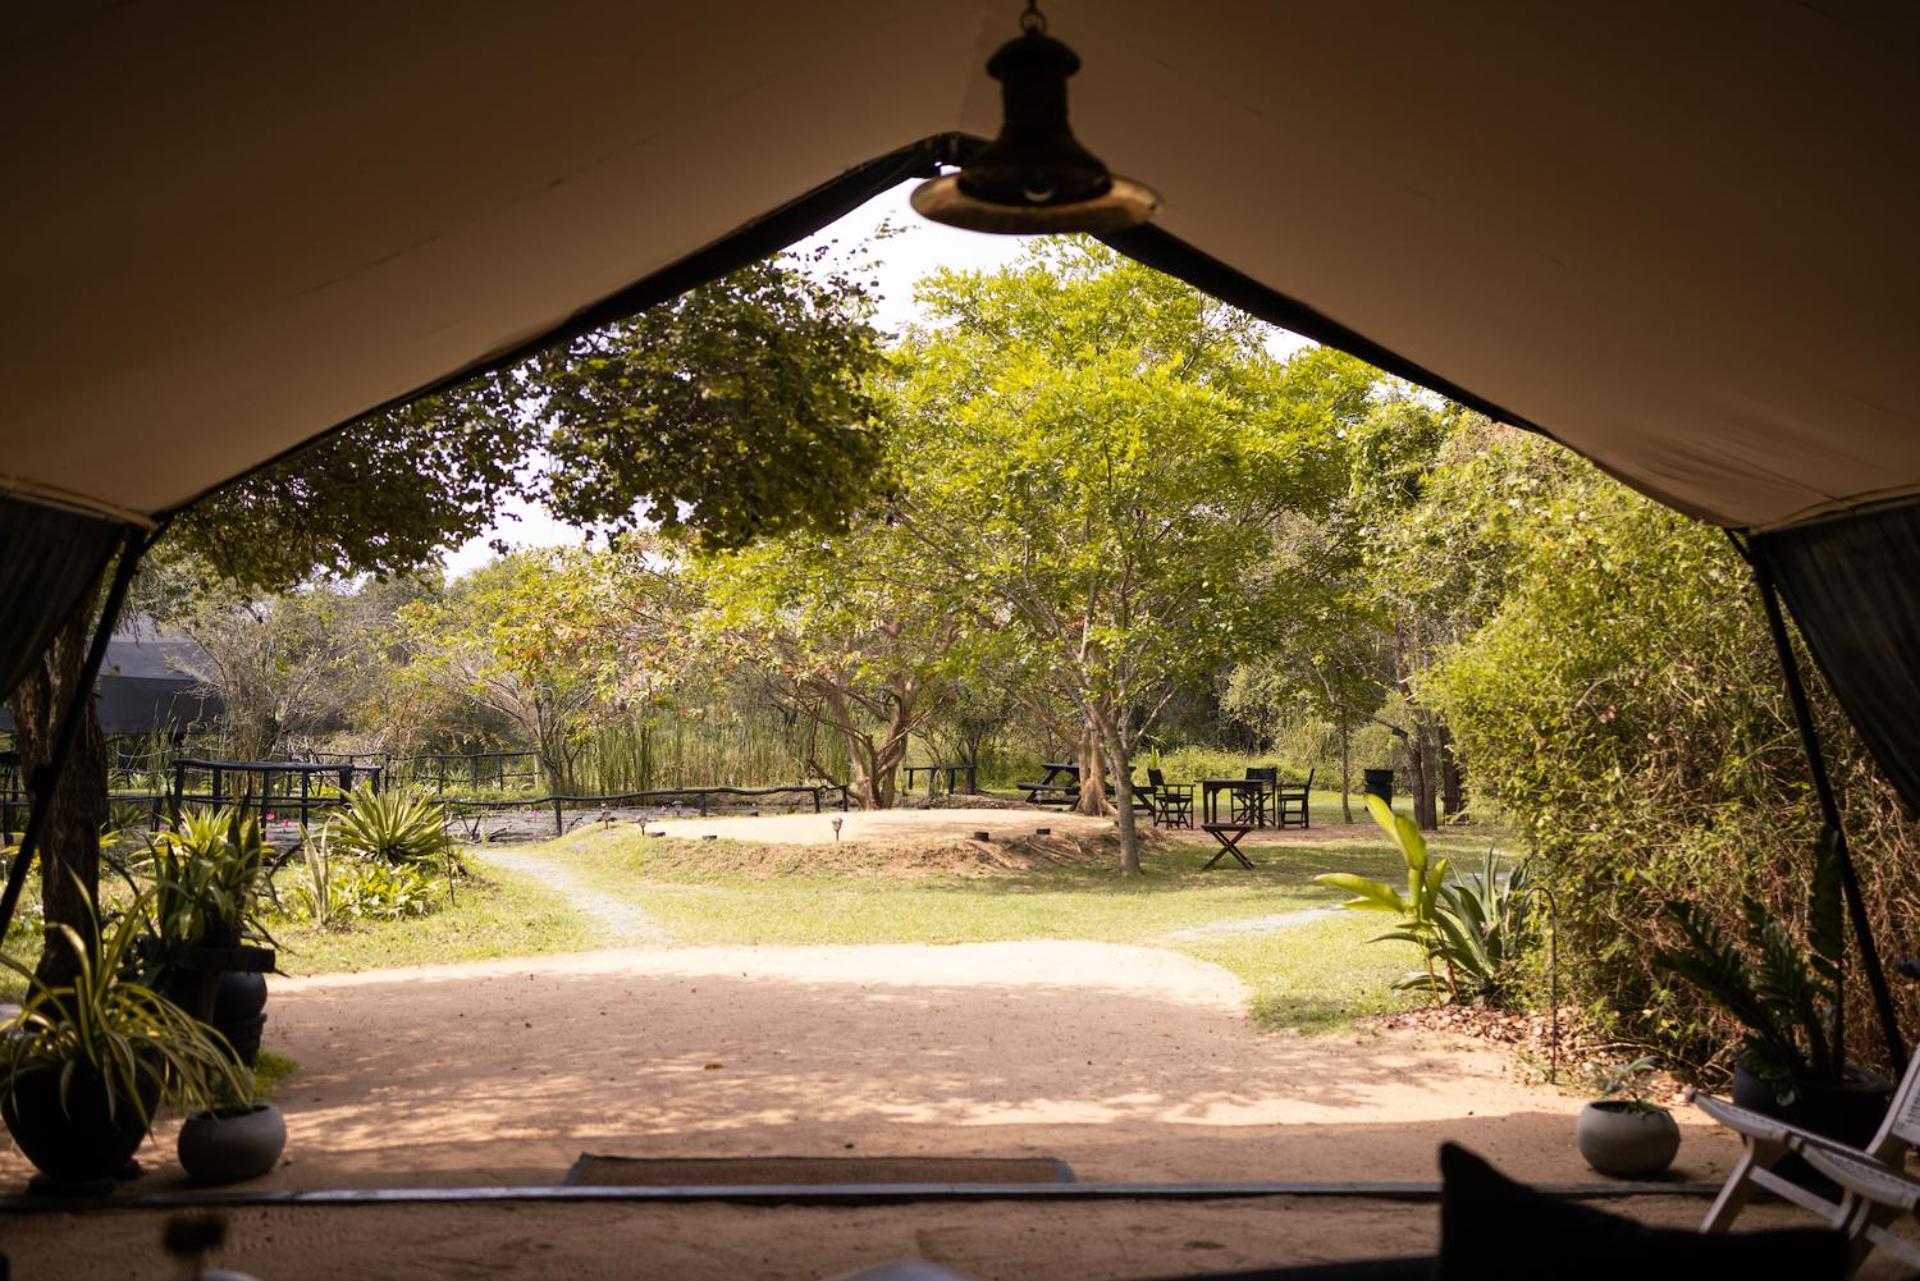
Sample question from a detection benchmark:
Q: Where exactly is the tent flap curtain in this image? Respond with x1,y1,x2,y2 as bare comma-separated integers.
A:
0,494,127,707
1753,501,1920,814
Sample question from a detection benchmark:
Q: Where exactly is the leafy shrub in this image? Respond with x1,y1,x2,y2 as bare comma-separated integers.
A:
328,786,455,866
284,858,440,926
133,808,274,948
1316,794,1534,1005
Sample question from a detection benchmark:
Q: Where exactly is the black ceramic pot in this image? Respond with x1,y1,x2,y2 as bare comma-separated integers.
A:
211,970,269,1067
1733,1063,1893,1191
1732,1063,1893,1147
1,1063,157,1186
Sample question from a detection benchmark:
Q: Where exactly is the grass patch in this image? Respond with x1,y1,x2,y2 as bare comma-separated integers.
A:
252,1049,297,1098
263,855,596,977
552,822,1496,1033
1177,912,1425,1033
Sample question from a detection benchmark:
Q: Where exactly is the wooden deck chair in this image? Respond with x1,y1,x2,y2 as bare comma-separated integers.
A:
1689,1055,1920,1236
1794,1139,1920,1276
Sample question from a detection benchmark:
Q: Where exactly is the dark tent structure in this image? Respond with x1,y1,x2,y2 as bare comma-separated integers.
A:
3,0,1918,1048
0,631,219,739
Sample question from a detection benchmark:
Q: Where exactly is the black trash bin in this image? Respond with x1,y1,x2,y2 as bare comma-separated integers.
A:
1362,768,1394,805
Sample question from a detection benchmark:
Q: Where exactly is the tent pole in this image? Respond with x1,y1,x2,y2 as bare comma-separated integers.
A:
0,523,155,946
1743,536,1907,1073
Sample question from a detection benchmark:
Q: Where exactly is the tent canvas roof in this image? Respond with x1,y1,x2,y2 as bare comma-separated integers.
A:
3,1,1917,532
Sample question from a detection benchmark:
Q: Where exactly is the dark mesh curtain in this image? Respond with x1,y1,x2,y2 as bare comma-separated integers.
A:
0,494,127,706
1753,500,1920,813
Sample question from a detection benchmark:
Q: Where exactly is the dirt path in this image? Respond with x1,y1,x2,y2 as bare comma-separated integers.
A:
11,939,1742,1196
478,847,671,945
1160,906,1342,939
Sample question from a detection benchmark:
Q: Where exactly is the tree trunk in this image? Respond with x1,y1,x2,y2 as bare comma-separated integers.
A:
1438,721,1465,819
1338,721,1353,825
1093,711,1142,875
1074,724,1113,816
1407,715,1440,831
7,608,108,989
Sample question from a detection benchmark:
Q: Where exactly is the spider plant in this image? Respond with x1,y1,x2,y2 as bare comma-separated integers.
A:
1,883,252,1131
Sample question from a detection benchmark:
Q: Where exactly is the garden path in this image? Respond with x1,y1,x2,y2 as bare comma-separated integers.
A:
478,846,671,946
1159,906,1342,939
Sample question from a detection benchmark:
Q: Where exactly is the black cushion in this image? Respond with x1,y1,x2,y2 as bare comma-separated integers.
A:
1436,1143,1846,1280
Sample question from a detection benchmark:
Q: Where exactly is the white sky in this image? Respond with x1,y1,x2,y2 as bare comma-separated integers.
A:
443,179,1310,576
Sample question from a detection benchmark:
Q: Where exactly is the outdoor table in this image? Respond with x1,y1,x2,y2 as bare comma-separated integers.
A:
1021,762,1081,805
1201,822,1256,870
1200,778,1267,826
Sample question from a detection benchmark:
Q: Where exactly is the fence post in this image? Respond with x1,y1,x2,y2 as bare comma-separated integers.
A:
553,797,564,837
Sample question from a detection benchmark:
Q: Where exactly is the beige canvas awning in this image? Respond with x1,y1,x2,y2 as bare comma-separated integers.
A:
4,0,1917,531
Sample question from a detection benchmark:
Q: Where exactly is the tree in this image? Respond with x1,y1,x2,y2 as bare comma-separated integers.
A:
689,522,954,810
395,550,625,791
889,241,1374,872
170,586,355,762
535,249,889,549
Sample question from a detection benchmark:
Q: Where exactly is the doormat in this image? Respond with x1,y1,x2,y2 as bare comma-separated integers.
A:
563,1154,1075,1187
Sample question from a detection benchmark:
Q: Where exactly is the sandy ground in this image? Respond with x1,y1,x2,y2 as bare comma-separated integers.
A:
0,939,1738,1193
0,815,1797,1278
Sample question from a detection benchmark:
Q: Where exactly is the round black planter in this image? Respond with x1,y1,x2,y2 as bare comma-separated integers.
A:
1733,1063,1893,1190
211,971,269,1067
2,1063,157,1187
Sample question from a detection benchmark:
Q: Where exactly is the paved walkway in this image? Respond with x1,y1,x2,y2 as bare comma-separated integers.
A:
478,846,671,946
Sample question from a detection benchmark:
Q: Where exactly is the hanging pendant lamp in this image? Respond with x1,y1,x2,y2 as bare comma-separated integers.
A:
912,1,1159,234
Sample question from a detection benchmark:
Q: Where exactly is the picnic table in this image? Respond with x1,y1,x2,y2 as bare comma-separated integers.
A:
1018,761,1081,806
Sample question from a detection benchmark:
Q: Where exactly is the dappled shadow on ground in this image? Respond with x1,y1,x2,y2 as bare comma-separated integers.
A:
0,942,1739,1195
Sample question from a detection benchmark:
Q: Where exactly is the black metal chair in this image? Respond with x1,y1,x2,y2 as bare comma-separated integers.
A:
1234,767,1276,826
1271,768,1313,829
1147,768,1193,828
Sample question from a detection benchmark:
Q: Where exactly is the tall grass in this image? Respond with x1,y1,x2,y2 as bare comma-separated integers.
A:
575,701,851,794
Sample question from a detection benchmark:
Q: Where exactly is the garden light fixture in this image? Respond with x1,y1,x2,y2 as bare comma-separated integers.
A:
912,1,1158,234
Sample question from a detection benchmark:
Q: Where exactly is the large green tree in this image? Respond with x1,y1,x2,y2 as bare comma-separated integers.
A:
889,241,1374,872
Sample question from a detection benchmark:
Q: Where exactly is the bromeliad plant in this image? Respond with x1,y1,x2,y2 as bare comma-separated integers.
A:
1317,794,1451,993
1652,826,1847,1104
1315,794,1534,1003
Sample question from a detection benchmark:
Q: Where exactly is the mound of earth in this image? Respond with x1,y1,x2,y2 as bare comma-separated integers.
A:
575,822,1173,879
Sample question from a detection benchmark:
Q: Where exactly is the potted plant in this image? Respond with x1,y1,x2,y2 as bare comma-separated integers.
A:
176,1070,286,1185
1,886,252,1188
1654,826,1892,1149
1577,1056,1681,1177
130,808,278,1065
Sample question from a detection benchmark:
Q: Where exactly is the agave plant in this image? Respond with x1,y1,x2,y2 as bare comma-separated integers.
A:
1653,826,1846,1103
328,785,455,867
1,883,253,1131
1429,846,1533,1003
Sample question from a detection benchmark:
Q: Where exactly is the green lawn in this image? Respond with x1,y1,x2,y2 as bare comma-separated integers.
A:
549,821,1505,1032
5,812,1505,1037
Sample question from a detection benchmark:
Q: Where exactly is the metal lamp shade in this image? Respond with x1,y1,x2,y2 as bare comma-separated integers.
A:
912,27,1158,234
